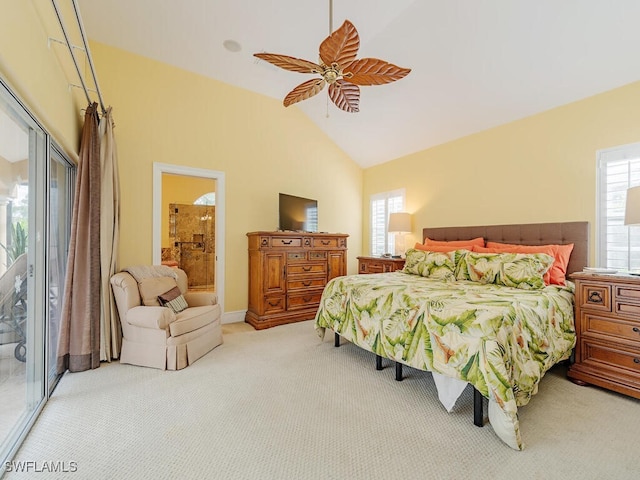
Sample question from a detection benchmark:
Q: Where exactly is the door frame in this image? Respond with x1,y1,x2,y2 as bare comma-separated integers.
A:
152,163,225,314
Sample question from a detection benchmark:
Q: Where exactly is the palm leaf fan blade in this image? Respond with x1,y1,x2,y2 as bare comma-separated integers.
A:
253,53,322,74
319,20,360,67
283,78,326,107
328,80,360,113
344,58,411,86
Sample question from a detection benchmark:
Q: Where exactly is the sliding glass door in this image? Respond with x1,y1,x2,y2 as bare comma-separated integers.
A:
0,89,34,457
0,79,74,465
48,147,72,389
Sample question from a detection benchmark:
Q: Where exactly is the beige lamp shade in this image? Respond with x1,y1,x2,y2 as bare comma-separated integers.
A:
388,212,412,233
625,186,640,225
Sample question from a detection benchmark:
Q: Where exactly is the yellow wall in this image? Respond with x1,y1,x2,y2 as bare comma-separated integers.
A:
89,42,363,312
161,174,217,248
363,81,640,260
0,0,83,160
5,1,639,313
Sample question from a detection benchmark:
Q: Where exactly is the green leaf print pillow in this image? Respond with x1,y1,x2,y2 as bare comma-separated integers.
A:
458,251,554,289
402,248,458,281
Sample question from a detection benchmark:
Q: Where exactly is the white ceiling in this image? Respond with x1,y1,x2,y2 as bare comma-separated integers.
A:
76,0,640,168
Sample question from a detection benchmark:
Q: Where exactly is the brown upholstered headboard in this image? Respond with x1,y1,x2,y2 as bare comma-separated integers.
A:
422,222,589,276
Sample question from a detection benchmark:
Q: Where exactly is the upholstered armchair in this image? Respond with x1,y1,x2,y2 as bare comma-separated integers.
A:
110,265,222,370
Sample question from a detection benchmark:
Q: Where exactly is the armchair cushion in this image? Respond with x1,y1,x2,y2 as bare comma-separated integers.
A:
183,291,218,307
158,286,188,313
126,306,175,330
170,304,221,337
139,277,178,306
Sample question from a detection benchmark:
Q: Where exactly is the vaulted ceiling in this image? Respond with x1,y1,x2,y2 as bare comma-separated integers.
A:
77,0,640,167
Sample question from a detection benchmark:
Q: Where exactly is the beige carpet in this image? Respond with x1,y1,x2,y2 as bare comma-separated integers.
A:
4,320,640,479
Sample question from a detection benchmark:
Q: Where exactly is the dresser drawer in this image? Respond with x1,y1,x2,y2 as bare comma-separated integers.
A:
579,282,611,312
272,237,302,248
312,237,339,248
615,301,640,318
263,296,285,314
361,262,385,274
581,312,640,344
580,339,640,376
287,291,323,310
287,277,326,291
287,252,307,261
309,251,327,261
288,263,326,275
615,284,640,301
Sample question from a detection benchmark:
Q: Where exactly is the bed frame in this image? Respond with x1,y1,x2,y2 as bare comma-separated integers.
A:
334,221,589,427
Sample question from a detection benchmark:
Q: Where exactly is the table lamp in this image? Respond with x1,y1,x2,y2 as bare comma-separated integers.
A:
624,186,640,274
388,212,412,258
624,186,640,226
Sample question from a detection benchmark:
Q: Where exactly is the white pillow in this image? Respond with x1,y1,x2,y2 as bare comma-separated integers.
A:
488,399,523,450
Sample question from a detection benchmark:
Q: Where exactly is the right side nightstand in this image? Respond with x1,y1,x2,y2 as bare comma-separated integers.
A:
567,272,640,399
357,256,405,274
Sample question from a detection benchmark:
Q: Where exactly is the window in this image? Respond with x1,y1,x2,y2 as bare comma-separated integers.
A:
194,192,215,206
597,143,640,269
370,189,405,256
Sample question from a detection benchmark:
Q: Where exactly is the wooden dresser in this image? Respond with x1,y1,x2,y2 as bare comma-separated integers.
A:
357,256,405,274
568,272,640,399
246,231,348,329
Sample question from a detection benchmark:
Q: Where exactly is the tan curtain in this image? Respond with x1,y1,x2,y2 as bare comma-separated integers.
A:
57,103,101,373
99,107,121,361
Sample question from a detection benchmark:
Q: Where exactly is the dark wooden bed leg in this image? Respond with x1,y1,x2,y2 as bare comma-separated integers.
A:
376,355,383,370
334,332,340,347
473,387,484,427
395,362,403,381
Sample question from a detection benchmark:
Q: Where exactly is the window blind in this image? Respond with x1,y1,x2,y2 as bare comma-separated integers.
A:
597,144,640,270
370,190,404,256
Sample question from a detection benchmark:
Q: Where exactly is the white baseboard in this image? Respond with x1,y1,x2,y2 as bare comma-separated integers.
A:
221,310,246,324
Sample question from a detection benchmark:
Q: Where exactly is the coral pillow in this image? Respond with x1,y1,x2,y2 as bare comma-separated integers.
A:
423,237,485,248
481,242,574,286
414,242,467,253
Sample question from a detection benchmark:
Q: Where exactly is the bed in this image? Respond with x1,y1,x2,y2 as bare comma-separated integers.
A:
314,221,588,450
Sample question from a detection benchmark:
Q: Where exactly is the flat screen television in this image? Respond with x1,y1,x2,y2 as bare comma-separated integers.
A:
279,193,318,232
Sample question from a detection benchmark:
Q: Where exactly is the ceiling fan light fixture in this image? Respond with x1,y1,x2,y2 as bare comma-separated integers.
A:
254,19,410,113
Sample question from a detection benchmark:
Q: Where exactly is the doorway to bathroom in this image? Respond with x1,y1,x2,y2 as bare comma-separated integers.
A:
152,163,225,314
164,176,216,290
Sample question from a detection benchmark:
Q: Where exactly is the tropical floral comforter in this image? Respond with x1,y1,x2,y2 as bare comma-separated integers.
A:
314,271,575,450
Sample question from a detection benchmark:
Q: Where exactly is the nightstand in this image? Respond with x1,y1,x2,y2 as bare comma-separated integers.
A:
567,272,640,399
357,256,405,274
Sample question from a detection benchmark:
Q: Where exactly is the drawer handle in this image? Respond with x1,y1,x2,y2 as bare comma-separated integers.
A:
268,300,281,307
281,240,292,245
303,296,312,302
302,266,312,272
588,291,603,304
303,281,312,286
634,358,640,364
321,240,330,245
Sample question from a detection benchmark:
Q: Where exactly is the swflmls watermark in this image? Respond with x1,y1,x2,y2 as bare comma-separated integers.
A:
4,460,78,473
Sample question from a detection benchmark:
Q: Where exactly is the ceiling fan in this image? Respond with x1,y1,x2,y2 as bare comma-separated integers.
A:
254,16,411,113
